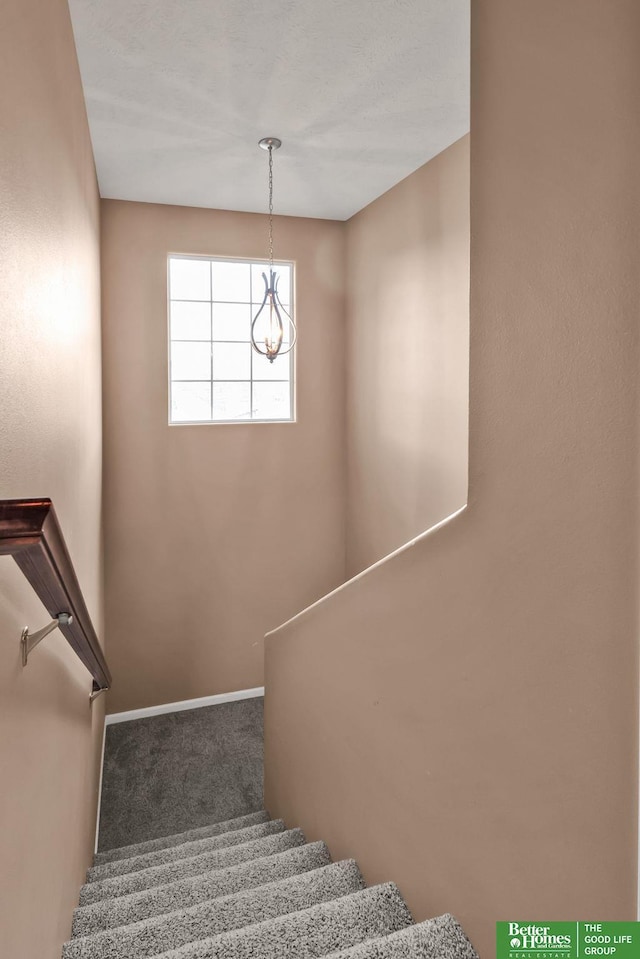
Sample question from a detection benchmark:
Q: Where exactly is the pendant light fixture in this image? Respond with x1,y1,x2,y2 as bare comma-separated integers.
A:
251,137,296,363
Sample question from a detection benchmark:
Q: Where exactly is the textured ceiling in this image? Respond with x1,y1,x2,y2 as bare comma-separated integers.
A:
68,0,469,220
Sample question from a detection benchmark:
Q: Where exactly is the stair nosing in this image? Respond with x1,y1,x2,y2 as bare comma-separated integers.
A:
72,840,332,938
86,820,286,882
78,828,307,906
93,811,270,866
127,882,413,959
63,860,365,959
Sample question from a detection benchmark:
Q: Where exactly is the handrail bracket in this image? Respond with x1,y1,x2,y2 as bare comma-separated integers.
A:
21,613,74,667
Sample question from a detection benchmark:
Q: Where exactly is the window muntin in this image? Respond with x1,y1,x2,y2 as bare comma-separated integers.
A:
168,255,294,424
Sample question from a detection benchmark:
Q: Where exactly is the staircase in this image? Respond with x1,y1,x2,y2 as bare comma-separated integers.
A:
63,810,479,959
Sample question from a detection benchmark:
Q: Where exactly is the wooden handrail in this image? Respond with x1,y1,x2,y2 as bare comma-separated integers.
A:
0,498,111,694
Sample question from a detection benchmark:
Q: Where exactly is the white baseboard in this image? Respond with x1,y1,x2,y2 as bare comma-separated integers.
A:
94,719,107,853
105,686,265,725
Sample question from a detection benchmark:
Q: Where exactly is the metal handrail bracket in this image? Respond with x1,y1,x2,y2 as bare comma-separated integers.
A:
21,613,74,667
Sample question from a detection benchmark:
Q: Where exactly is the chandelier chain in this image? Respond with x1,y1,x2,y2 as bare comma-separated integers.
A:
268,145,274,270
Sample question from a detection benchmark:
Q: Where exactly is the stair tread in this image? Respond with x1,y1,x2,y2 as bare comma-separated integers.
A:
141,883,412,959
73,842,332,938
87,821,285,882
79,830,306,906
323,914,480,958
94,812,269,866
63,861,364,959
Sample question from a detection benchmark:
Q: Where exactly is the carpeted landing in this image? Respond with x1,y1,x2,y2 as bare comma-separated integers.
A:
64,810,479,959
98,698,264,851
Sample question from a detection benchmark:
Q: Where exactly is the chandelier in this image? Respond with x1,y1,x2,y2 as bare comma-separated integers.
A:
251,137,297,363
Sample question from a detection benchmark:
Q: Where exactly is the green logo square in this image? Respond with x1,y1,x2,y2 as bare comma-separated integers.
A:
497,923,640,959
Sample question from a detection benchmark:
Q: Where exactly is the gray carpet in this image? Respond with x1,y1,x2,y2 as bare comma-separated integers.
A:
77,697,481,958
72,843,333,937
126,884,413,959
80,830,306,906
63,862,365,959
94,812,270,867
98,698,264,851
325,915,480,959
67,810,480,959
89,821,285,881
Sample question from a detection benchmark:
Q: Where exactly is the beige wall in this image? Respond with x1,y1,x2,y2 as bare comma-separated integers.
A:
346,136,469,575
101,201,346,712
265,2,639,956
0,2,105,957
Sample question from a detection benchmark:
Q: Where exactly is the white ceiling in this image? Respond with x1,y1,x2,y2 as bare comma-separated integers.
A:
68,0,469,221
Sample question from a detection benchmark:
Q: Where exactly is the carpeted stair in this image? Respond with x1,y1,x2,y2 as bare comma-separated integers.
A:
65,811,479,959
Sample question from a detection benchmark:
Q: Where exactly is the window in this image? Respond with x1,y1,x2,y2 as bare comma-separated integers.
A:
168,255,294,424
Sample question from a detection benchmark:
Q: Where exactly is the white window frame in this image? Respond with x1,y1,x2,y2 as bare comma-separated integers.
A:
167,253,295,426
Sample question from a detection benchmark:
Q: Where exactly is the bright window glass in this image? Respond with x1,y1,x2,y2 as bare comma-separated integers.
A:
168,255,294,424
